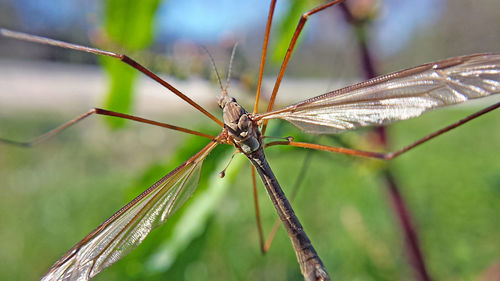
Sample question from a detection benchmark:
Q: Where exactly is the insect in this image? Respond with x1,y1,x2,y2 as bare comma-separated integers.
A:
1,0,500,280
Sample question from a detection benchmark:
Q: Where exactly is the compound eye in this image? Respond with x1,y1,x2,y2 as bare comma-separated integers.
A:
217,96,226,108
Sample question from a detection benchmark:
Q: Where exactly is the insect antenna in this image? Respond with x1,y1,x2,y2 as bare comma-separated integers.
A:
224,42,239,92
201,45,225,95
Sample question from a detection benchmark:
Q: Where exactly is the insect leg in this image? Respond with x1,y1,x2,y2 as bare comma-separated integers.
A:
261,0,346,134
264,101,500,160
0,28,223,127
0,108,215,147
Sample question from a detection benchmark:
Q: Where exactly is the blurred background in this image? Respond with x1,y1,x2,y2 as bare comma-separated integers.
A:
0,0,500,280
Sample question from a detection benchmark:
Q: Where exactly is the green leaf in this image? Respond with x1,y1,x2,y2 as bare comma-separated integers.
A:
104,0,161,50
270,0,310,63
101,57,137,127
100,0,161,128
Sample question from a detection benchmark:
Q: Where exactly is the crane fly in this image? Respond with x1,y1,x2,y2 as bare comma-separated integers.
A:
1,0,500,280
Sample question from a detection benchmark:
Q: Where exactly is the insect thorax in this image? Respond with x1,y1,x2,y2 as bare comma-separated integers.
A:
219,95,261,154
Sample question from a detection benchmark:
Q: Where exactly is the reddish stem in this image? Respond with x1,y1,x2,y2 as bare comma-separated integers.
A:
338,3,432,281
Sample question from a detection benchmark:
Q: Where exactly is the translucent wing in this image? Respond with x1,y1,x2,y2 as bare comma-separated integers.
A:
258,53,500,134
41,141,218,281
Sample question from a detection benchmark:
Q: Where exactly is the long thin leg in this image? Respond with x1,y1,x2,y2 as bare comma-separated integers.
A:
261,0,345,134
0,28,224,127
253,0,277,114
265,102,500,160
0,108,214,147
250,0,314,252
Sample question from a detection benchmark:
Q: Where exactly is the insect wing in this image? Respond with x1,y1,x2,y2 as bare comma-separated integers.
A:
41,141,218,281
260,53,500,134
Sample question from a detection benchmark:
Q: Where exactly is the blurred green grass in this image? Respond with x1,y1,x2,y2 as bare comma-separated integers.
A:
2,0,500,280
0,104,499,281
